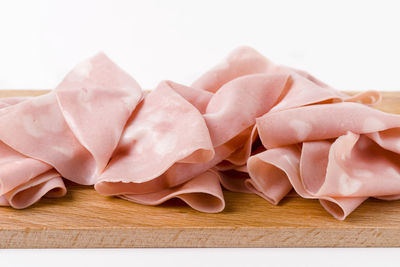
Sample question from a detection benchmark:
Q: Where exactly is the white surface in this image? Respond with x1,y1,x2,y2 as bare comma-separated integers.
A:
1,1,399,266
0,0,400,91
1,248,400,267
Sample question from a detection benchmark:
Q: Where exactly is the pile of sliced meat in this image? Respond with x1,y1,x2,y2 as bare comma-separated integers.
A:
1,46,399,220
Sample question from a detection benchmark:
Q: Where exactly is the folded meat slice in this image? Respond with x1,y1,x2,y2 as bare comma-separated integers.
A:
0,97,30,108
191,46,272,93
310,132,400,198
0,141,52,195
0,138,66,209
218,167,253,194
246,143,366,220
0,52,143,186
1,170,66,209
165,81,213,114
0,98,66,209
55,52,143,178
216,125,259,170
257,102,400,149
121,170,224,213
194,47,382,198
203,74,289,147
192,46,380,109
0,46,394,219
0,52,143,209
95,72,293,211
99,48,379,214
248,101,400,219
95,81,218,209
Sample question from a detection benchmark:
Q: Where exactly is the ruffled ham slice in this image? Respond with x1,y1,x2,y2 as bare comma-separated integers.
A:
0,98,65,209
121,170,224,213
0,52,142,207
95,81,229,211
95,80,215,191
246,102,400,219
2,46,399,220
192,46,380,110
95,70,291,211
1,170,66,209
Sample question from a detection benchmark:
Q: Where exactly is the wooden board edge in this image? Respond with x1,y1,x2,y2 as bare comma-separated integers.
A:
0,227,398,248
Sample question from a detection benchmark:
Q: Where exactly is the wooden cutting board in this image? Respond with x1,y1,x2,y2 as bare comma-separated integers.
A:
1,90,400,248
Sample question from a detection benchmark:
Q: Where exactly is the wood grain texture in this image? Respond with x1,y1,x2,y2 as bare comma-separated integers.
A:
0,90,400,248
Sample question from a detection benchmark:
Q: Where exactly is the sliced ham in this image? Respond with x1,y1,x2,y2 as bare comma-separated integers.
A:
246,142,367,220
191,47,400,219
55,53,143,180
192,46,380,110
121,170,224,213
95,64,290,211
2,170,66,209
2,46,399,220
0,52,142,207
0,53,142,184
256,102,400,149
95,80,227,210
247,102,400,219
0,97,65,208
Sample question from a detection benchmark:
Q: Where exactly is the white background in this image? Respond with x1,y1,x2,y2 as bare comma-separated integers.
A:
1,0,400,266
1,248,400,267
1,0,400,92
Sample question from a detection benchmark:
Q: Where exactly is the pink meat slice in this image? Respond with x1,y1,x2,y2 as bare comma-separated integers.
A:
95,70,291,211
0,52,143,186
191,46,272,93
0,141,53,195
1,46,397,219
97,80,214,183
0,52,142,209
95,81,218,202
0,138,65,209
196,47,381,201
55,53,143,179
192,46,379,163
191,46,400,219
203,74,289,147
0,99,66,208
165,81,213,114
219,168,254,194
2,170,66,209
0,97,30,108
248,101,400,219
247,144,366,220
121,170,225,213
192,46,380,109
215,125,261,171
257,102,400,149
